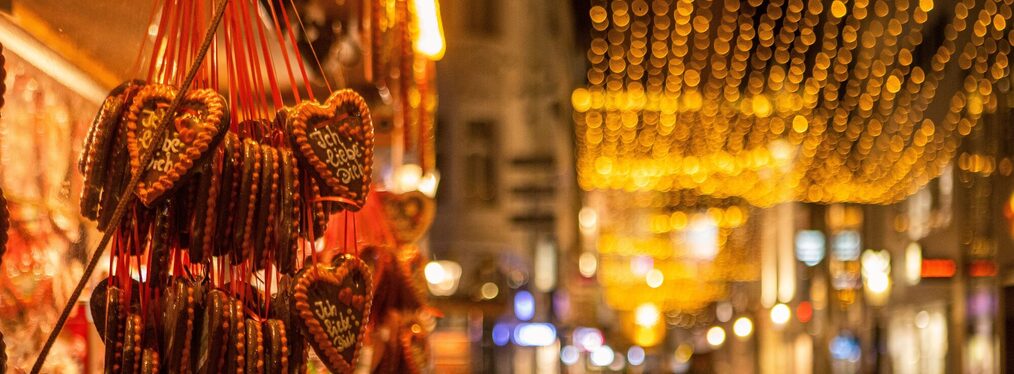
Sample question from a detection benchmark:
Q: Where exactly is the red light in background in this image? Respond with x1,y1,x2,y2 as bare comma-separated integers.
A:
797,301,813,323
921,259,956,278
969,260,997,277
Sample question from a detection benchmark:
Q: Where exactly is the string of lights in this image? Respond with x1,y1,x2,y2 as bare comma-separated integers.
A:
574,0,1013,206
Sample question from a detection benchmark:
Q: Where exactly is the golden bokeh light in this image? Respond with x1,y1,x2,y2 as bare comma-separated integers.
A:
575,0,1011,207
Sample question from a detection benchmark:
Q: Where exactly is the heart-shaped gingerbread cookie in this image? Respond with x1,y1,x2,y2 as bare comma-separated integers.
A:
292,255,373,373
90,278,140,341
125,84,228,206
288,89,374,211
377,190,436,244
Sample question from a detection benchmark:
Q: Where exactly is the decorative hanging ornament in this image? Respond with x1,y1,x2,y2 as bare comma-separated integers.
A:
289,89,375,211
293,255,373,373
125,84,229,206
377,190,436,245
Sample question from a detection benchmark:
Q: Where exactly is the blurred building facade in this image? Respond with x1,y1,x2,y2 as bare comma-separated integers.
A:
430,0,580,372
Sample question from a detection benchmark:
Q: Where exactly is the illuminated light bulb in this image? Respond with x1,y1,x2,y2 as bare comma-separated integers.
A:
674,344,693,363
733,317,753,338
769,140,794,162
561,345,580,365
412,0,445,60
795,230,826,266
645,268,664,288
424,261,446,284
683,91,703,111
792,115,809,133
425,261,461,296
579,207,598,232
885,75,902,93
417,171,441,197
706,326,726,347
866,272,890,293
627,346,646,366
512,323,556,347
588,6,607,24
905,243,922,286
393,164,423,193
771,303,791,325
579,252,598,278
831,1,847,17
686,214,718,260
480,282,499,299
492,323,510,346
993,15,1006,31
796,301,814,323
752,95,772,117
859,247,892,297
918,0,933,12
635,303,660,327
514,291,536,321
590,346,615,367
572,88,592,113
574,327,604,351
968,95,984,115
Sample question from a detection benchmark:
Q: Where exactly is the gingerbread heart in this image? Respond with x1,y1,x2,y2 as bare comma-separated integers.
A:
292,256,373,373
90,278,140,341
377,190,436,244
398,247,430,307
288,89,374,211
125,84,228,206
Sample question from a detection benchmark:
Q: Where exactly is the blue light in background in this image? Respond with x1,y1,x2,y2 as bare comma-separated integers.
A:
832,231,861,261
513,323,557,347
561,345,580,365
492,323,511,346
514,290,535,321
830,334,861,362
627,346,646,366
795,230,826,266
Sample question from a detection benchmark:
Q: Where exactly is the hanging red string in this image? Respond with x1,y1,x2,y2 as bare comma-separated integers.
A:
286,0,333,93
147,0,173,82
278,0,316,101
131,0,163,78
236,0,269,118
252,0,285,110
266,1,302,103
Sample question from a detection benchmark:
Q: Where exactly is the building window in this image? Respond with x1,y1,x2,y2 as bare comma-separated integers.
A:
465,120,498,206
465,0,499,36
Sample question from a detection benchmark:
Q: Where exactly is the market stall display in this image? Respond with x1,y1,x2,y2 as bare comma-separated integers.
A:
15,0,444,373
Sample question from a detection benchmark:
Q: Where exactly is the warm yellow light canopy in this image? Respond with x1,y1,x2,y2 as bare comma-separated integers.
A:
576,0,1011,206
